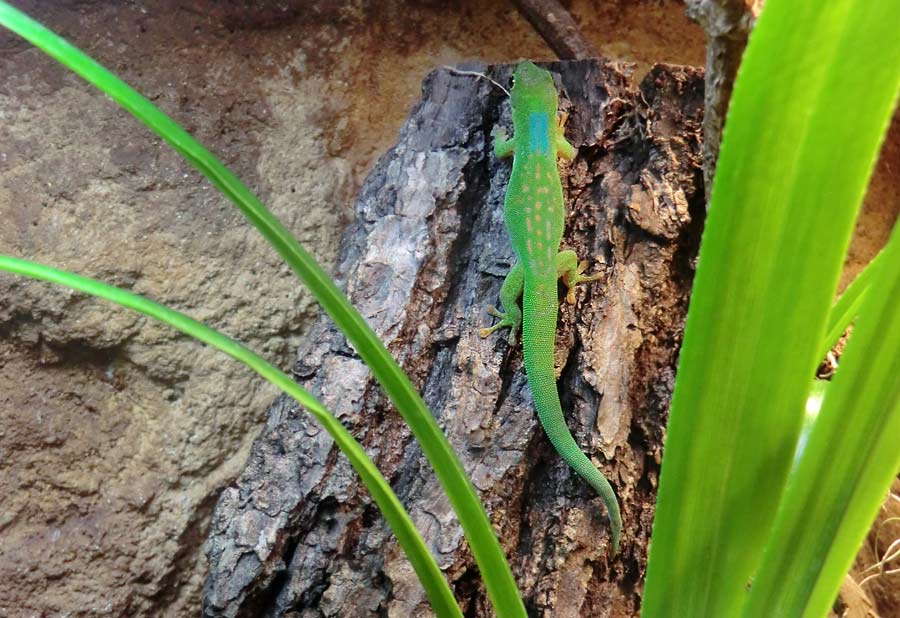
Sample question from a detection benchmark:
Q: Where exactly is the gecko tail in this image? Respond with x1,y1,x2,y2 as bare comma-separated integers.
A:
535,385,622,555
521,303,623,555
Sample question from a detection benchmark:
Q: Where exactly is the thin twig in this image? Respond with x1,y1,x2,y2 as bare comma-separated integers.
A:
685,0,762,204
509,0,598,60
442,66,510,97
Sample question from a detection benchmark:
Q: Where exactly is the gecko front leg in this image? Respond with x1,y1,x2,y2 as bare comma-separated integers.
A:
556,250,602,304
493,126,515,159
555,111,576,160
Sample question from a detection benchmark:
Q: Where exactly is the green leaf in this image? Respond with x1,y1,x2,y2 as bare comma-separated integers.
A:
0,3,524,615
818,249,882,361
643,0,900,615
0,255,463,618
743,224,900,616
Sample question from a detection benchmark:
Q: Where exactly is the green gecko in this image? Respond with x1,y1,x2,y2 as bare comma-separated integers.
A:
480,61,622,554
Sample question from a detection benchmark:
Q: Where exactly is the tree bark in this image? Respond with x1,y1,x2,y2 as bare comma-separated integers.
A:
202,59,705,618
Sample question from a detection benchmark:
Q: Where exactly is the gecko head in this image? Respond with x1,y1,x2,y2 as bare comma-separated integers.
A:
510,61,557,107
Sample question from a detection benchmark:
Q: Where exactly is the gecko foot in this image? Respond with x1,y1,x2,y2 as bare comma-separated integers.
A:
479,305,519,346
563,260,603,304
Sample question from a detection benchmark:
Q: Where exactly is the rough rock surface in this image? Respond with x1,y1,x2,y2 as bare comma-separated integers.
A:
203,60,705,617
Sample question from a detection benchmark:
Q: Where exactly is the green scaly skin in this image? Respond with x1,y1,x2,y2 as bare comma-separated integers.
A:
480,61,622,554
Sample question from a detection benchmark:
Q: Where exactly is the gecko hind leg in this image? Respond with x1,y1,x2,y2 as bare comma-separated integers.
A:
479,262,524,345
556,250,602,304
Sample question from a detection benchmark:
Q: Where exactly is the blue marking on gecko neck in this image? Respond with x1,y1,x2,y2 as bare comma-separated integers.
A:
528,112,550,155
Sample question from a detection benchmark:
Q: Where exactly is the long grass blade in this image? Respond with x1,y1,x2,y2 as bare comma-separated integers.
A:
642,0,900,615
0,255,462,618
0,3,525,614
743,223,900,616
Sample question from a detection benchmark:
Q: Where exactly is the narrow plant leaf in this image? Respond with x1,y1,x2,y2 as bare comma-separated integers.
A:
643,0,900,615
0,4,525,615
818,249,883,362
793,379,827,469
744,223,900,617
0,255,463,618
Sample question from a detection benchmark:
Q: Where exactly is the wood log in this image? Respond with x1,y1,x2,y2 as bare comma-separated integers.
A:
202,59,705,617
